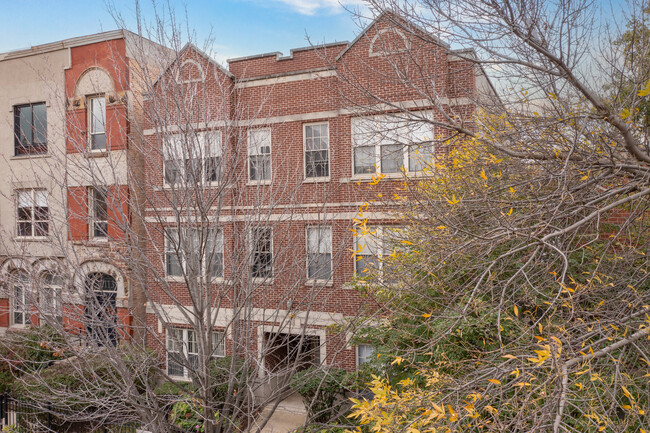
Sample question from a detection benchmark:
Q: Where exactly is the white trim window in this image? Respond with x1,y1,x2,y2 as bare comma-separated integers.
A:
90,187,108,238
352,112,433,175
11,271,30,326
165,229,224,279
357,344,375,367
248,128,271,182
41,272,63,324
306,226,332,280
164,131,222,185
16,189,48,237
251,227,273,279
304,123,329,178
88,96,107,151
355,226,405,280
167,329,226,378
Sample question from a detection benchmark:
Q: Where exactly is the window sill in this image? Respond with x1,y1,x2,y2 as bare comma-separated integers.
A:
246,180,271,186
341,172,431,183
305,279,334,287
87,150,109,158
14,236,50,242
10,153,50,161
165,276,226,284
302,177,330,184
250,277,274,285
155,182,228,191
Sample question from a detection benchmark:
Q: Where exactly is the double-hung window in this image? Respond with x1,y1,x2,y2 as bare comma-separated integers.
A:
167,329,226,378
357,344,375,366
165,229,224,279
88,96,107,151
355,226,404,281
251,227,272,279
248,128,271,182
41,272,63,324
11,271,30,326
14,103,47,155
306,227,332,280
352,112,433,175
90,187,108,238
304,123,329,178
164,132,222,185
17,189,48,238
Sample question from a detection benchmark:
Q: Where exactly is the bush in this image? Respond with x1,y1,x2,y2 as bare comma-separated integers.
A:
0,326,67,393
171,398,219,433
290,367,347,424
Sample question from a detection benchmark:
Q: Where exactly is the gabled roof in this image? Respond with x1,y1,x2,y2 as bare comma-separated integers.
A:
335,10,450,62
152,42,234,87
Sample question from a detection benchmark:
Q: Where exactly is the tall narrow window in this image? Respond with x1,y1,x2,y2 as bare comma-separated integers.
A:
16,189,48,237
251,227,272,278
167,328,198,378
90,187,108,238
248,129,271,181
355,228,380,276
89,96,107,151
11,271,30,326
357,344,375,366
41,272,63,324
14,103,47,155
203,132,222,183
304,123,329,178
307,227,332,280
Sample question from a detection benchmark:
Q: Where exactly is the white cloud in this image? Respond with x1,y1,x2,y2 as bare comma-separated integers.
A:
272,0,363,15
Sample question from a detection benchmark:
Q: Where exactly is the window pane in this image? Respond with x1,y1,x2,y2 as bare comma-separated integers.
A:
409,145,434,172
306,150,329,178
358,345,375,365
33,103,47,145
252,228,272,278
250,155,271,181
91,98,106,133
354,146,375,174
91,133,107,151
380,144,402,173
93,189,108,220
19,107,33,146
212,331,225,357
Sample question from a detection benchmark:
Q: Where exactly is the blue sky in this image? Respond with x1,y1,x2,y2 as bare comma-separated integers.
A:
0,0,368,63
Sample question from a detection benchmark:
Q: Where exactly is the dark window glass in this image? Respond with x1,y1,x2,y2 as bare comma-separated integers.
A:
14,103,47,155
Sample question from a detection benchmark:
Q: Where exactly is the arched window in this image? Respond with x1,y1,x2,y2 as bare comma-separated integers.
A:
85,272,117,346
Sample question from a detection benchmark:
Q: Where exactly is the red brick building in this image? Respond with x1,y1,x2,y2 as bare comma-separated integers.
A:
0,13,491,386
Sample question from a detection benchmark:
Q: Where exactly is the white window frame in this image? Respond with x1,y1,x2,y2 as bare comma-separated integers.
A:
306,226,332,281
354,226,405,280
357,344,375,367
41,272,63,324
167,328,226,379
165,228,224,279
88,95,107,151
247,128,272,183
303,122,330,180
163,131,222,186
89,187,108,239
11,271,30,327
16,189,48,238
351,112,434,176
250,227,273,280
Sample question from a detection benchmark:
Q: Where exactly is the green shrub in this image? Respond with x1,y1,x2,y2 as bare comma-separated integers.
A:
290,367,347,424
171,398,218,433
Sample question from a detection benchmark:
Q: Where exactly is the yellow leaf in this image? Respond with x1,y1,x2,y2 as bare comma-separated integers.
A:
638,80,650,96
538,323,543,334
487,379,501,385
422,313,431,318
514,305,519,317
502,354,517,360
436,225,446,230
480,169,487,180
506,207,513,216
